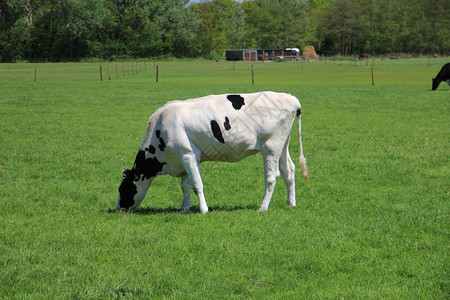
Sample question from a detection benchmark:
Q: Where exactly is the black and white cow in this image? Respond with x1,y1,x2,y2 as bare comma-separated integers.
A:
116,92,308,214
432,63,450,90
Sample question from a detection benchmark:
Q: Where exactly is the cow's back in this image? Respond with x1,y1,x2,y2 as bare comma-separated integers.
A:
171,91,300,133
437,63,450,79
144,92,300,165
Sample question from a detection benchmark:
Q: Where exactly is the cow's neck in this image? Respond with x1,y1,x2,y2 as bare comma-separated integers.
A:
141,120,155,151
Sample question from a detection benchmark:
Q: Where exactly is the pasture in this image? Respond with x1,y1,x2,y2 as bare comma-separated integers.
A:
0,58,448,298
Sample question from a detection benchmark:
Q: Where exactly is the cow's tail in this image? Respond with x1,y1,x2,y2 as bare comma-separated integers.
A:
297,108,309,179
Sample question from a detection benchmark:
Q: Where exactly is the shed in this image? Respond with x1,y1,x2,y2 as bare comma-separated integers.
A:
226,48,300,61
226,49,262,61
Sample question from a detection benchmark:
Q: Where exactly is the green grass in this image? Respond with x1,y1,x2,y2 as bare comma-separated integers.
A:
0,58,448,298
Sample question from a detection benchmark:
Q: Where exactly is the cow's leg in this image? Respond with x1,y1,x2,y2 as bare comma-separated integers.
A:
180,174,191,213
181,154,208,214
279,140,296,208
259,152,280,212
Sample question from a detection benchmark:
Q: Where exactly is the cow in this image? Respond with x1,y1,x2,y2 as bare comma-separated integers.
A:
359,53,368,60
116,92,309,214
432,63,450,90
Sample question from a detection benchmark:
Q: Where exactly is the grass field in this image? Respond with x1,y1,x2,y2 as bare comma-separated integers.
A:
0,58,448,298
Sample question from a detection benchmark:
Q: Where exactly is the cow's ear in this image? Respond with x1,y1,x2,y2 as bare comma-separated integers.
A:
122,169,140,181
122,170,130,180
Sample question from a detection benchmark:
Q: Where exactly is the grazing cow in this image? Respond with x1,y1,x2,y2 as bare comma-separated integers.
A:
359,53,368,60
116,92,309,214
432,63,450,90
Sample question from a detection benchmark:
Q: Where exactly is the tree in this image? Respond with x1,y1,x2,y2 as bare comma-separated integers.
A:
0,0,448,61
0,0,34,61
156,0,199,57
98,0,161,58
307,0,332,51
27,0,108,60
419,0,449,54
326,0,360,55
243,0,309,49
191,0,246,59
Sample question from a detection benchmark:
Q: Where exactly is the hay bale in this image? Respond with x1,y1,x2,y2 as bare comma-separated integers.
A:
302,46,318,61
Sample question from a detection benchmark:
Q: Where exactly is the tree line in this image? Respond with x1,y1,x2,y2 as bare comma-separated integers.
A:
1,0,448,62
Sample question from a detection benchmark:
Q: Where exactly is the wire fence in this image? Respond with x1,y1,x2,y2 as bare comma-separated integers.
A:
0,57,448,85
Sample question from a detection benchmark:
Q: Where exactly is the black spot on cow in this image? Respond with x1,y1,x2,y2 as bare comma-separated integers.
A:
143,156,165,179
154,130,166,151
146,145,156,154
158,137,166,151
134,150,166,180
118,169,138,209
224,117,231,131
227,95,245,110
296,108,301,116
210,120,225,144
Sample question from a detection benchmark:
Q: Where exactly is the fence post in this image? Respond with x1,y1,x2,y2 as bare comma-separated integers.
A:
34,68,37,82
371,60,375,86
251,64,254,85
99,65,103,81
156,65,159,82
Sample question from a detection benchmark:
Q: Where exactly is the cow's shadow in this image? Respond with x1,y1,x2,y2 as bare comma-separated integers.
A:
106,204,258,215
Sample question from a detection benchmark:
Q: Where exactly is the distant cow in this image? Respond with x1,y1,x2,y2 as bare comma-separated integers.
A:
432,63,450,90
359,53,368,60
116,92,309,214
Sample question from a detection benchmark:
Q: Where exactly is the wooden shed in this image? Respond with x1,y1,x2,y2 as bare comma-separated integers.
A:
226,48,300,61
226,49,261,61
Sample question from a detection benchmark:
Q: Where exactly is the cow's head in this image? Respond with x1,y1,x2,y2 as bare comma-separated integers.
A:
432,78,439,90
116,148,166,211
116,169,150,211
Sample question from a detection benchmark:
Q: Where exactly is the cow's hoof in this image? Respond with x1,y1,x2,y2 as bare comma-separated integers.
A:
179,208,190,214
258,207,268,212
